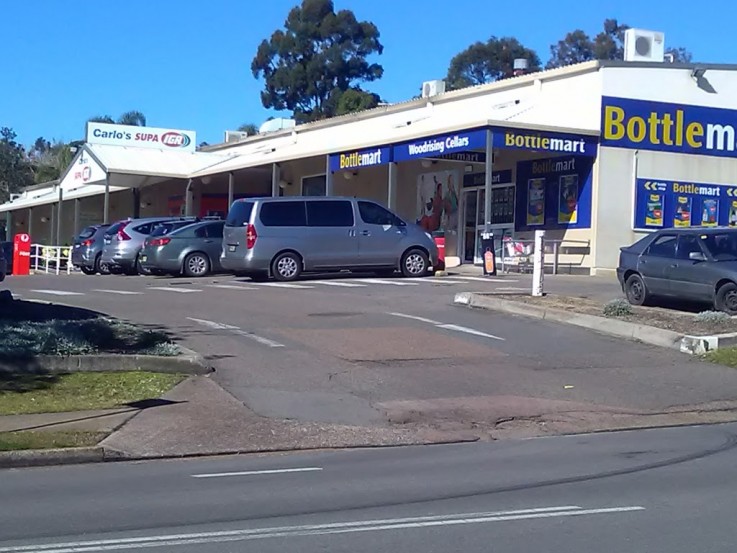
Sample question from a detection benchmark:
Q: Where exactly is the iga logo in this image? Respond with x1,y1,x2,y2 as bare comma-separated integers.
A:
161,132,192,148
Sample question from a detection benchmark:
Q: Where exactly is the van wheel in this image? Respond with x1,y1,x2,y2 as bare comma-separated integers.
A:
184,253,210,277
272,252,302,282
715,282,737,315
401,249,429,277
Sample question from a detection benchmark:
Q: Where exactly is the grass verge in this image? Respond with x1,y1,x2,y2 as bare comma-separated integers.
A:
0,371,185,415
0,431,106,451
703,347,737,368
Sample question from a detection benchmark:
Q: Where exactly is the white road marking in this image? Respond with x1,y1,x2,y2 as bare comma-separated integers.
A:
149,287,201,293
495,286,528,291
29,290,84,296
192,467,322,478
457,276,519,283
252,282,314,289
358,278,419,286
92,289,143,295
0,506,643,551
187,317,284,348
436,323,504,341
206,284,258,290
310,280,367,287
404,277,466,284
389,312,505,341
388,312,441,325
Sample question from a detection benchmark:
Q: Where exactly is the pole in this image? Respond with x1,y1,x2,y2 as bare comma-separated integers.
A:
56,187,63,245
387,162,397,210
132,189,141,218
228,171,235,207
325,155,334,196
74,199,81,237
184,179,194,216
532,229,545,297
103,174,110,224
483,129,494,233
49,204,55,245
5,212,11,241
28,208,33,240
271,164,280,197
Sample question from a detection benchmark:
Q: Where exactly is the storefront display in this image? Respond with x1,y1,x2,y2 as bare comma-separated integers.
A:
634,178,737,230
515,155,594,231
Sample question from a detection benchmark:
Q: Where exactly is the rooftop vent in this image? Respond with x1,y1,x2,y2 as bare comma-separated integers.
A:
513,58,529,76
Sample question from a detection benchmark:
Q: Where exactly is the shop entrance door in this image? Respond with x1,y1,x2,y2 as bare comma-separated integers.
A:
462,185,516,264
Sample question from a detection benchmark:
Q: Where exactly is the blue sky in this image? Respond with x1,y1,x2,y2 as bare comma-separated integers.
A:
2,0,735,147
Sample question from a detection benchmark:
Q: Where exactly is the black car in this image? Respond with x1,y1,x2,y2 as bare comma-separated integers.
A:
617,227,737,314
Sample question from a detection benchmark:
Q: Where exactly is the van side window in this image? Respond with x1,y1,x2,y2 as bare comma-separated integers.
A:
259,201,307,227
358,201,403,226
306,201,354,227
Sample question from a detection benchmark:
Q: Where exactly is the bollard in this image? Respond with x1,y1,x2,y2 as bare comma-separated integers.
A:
532,230,545,297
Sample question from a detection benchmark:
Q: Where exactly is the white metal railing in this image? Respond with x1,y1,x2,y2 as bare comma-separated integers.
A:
496,237,591,275
30,244,74,275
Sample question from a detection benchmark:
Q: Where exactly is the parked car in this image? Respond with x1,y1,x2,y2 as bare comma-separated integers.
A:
0,244,6,282
140,220,225,277
100,217,197,275
618,227,737,314
1,241,11,276
135,219,204,275
221,196,438,281
71,224,111,275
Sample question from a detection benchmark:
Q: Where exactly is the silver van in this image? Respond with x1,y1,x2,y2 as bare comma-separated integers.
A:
221,196,438,281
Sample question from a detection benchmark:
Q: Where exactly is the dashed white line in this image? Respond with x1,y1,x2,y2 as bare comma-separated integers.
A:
187,317,284,348
206,284,258,290
149,287,201,293
192,467,322,478
389,312,505,341
358,278,419,286
29,290,84,296
92,289,143,295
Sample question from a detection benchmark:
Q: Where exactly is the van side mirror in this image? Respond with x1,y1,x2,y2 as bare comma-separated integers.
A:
689,251,706,261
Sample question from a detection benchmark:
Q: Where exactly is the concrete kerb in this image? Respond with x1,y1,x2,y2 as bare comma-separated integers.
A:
0,447,105,469
454,292,737,354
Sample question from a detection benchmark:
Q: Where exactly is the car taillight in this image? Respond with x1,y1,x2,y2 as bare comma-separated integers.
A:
117,224,131,241
81,239,95,247
149,237,171,247
246,224,257,249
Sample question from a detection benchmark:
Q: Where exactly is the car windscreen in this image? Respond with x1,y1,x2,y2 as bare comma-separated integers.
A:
225,201,255,227
700,232,737,261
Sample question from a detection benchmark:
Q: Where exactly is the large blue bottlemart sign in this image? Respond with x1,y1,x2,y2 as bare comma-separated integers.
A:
393,129,487,162
634,178,737,230
602,96,737,158
495,128,598,157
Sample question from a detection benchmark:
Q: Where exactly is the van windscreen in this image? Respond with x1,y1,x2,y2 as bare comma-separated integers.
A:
225,201,255,227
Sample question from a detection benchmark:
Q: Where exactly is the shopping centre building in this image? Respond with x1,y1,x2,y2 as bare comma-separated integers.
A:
4,54,737,274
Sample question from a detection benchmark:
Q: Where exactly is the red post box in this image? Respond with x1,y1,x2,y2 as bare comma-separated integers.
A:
433,236,445,270
12,233,31,276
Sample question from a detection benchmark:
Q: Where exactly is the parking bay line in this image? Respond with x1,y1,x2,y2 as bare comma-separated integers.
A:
192,467,323,478
92,289,144,295
149,287,202,293
311,280,367,287
206,284,259,290
29,290,85,296
457,276,519,283
187,317,285,348
251,282,314,289
358,278,419,286
389,312,504,341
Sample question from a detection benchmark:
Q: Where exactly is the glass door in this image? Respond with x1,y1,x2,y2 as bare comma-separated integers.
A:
462,189,478,264
473,185,516,264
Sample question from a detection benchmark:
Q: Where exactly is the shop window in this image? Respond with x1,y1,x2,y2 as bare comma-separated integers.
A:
306,200,354,227
478,185,515,226
645,234,677,258
302,175,327,196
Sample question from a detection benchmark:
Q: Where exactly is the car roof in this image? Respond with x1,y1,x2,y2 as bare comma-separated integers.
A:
656,226,737,234
236,196,373,203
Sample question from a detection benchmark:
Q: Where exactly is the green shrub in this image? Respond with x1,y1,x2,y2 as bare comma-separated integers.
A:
695,310,731,325
603,298,632,317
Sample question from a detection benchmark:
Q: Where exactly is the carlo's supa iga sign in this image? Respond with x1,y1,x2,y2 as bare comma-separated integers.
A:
86,122,197,152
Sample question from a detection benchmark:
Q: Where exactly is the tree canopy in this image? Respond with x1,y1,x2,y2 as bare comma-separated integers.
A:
547,19,694,68
446,36,541,90
88,110,147,126
0,128,34,204
251,0,384,122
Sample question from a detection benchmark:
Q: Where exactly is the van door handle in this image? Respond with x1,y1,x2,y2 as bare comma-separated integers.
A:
361,230,371,236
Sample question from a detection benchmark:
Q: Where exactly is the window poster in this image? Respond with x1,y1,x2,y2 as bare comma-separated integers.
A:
526,178,545,226
645,193,664,226
701,198,718,227
730,201,737,227
674,196,692,227
558,174,579,224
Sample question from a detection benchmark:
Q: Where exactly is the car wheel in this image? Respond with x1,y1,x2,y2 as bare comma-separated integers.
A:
271,252,301,282
401,249,429,278
625,273,649,306
183,253,210,278
715,282,737,315
135,256,152,276
80,266,96,275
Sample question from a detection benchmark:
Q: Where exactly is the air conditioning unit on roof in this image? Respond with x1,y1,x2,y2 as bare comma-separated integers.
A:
223,130,249,143
422,80,446,98
624,29,665,63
